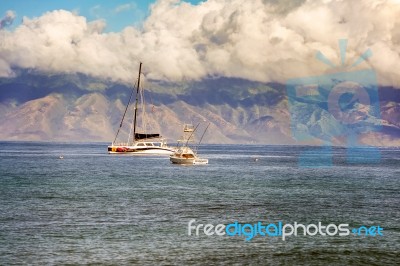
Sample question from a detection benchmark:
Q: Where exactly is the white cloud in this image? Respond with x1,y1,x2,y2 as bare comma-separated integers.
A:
114,4,133,14
89,5,102,19
0,10,16,29
0,0,399,87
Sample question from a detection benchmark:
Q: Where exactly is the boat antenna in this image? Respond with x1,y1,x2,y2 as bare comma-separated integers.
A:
198,123,210,146
132,62,143,142
195,122,210,153
185,123,200,148
113,78,138,144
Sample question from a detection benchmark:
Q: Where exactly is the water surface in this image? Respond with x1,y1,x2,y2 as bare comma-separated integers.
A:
0,142,399,265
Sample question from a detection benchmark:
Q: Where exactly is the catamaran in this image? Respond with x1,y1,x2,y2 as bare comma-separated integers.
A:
108,62,176,155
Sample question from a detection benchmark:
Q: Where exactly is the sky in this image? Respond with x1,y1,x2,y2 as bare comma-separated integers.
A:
1,0,400,87
0,0,202,32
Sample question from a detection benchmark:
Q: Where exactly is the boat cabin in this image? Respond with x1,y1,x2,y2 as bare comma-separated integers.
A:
136,142,163,147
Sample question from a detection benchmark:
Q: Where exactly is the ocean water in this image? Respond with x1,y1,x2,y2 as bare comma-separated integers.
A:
0,142,399,265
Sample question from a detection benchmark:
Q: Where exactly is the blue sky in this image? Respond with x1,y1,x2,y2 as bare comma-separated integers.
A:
0,0,202,32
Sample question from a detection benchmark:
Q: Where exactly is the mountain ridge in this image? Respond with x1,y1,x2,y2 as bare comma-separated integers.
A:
0,72,399,146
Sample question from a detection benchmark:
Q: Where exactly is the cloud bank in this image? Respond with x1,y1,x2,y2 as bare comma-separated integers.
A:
0,0,399,86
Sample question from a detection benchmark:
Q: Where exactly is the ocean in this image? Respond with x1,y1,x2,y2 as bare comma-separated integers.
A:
0,142,399,265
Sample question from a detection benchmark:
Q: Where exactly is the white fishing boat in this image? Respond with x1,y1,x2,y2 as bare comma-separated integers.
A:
108,62,176,155
170,123,209,165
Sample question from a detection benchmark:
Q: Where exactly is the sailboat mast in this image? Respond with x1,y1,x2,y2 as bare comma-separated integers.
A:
132,62,142,142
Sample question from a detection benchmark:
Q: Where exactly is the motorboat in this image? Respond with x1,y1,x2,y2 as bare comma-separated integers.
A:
170,123,209,165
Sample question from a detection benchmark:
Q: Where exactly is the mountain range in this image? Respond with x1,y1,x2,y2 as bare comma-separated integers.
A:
0,70,399,146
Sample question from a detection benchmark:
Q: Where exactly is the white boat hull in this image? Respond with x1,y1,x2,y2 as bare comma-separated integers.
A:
108,145,175,155
170,156,208,165
193,158,209,165
170,156,195,164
